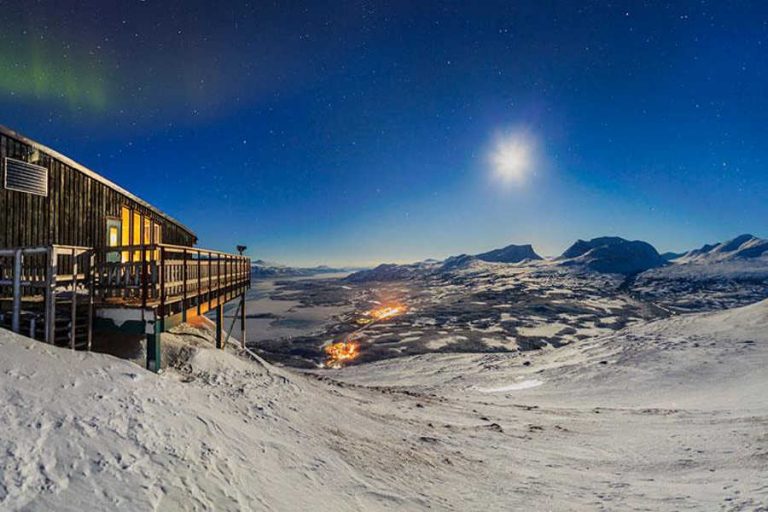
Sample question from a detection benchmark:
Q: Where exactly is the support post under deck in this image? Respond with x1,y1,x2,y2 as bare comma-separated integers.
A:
146,318,163,373
215,303,224,349
147,315,165,373
240,293,247,349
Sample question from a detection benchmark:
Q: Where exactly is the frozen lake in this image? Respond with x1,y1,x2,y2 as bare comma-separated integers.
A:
215,272,352,345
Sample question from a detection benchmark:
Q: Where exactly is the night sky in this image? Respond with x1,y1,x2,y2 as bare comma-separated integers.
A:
1,1,766,266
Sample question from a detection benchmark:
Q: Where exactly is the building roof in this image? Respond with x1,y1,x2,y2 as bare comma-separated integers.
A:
0,125,196,239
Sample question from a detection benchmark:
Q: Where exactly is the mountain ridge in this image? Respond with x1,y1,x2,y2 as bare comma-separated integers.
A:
674,234,768,264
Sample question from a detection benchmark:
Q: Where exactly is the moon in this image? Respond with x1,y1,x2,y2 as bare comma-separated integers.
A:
488,130,536,185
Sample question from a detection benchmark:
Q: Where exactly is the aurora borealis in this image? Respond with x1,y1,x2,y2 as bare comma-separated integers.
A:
1,1,767,266
0,42,107,111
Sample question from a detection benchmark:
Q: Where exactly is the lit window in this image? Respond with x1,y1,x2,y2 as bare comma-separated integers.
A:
143,217,151,245
121,206,131,263
109,226,119,247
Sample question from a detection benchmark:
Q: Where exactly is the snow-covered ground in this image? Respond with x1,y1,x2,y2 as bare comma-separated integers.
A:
2,300,767,510
634,257,768,312
241,236,768,369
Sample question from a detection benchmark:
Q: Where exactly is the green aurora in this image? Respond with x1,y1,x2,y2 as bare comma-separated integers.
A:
0,38,109,112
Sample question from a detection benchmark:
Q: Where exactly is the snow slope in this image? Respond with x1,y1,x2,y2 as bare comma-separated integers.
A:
2,300,768,510
635,256,768,312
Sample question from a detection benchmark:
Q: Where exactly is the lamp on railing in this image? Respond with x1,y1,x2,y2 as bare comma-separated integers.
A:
236,245,247,256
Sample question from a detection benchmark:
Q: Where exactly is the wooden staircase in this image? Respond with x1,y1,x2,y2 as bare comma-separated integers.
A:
52,301,91,350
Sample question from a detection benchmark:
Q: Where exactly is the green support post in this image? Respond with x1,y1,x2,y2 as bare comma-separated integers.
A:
146,318,163,372
240,293,247,349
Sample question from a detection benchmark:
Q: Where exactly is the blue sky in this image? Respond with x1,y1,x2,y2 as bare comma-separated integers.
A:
1,1,766,265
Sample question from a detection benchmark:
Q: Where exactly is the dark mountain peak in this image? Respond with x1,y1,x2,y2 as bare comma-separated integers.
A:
344,263,417,283
475,243,542,263
440,254,478,271
559,236,665,275
560,236,627,259
720,234,757,253
661,251,684,261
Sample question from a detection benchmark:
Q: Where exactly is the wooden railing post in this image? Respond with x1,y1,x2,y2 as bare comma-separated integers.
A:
197,250,202,315
87,250,94,351
208,252,212,312
11,249,22,333
182,248,188,321
44,246,56,344
70,247,78,350
160,246,166,319
141,246,148,308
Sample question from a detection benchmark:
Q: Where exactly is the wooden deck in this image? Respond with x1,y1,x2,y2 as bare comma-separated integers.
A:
93,243,250,315
1,243,251,347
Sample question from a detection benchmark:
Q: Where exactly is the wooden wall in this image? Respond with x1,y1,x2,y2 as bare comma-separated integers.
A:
0,132,196,249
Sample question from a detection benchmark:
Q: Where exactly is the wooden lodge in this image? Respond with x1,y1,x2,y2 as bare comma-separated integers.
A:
0,125,251,370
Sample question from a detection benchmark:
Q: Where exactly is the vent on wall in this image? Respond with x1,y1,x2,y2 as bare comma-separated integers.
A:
4,157,49,197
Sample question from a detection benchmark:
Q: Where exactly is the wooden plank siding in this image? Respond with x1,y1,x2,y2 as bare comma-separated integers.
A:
0,130,197,250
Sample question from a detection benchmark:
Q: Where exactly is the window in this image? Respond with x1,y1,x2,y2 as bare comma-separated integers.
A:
153,222,161,244
108,226,119,247
143,217,151,245
132,211,141,261
121,206,131,263
106,219,122,263
153,222,162,260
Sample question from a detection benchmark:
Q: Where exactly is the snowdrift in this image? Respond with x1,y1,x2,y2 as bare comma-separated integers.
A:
2,299,767,510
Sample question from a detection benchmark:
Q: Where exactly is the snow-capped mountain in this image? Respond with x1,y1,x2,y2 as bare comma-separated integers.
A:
673,234,768,264
345,243,543,282
634,234,768,312
439,244,541,272
251,260,347,278
344,261,439,283
558,236,666,275
345,234,768,284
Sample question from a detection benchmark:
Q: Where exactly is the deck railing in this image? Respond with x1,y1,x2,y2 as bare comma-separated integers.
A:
0,245,93,346
1,243,250,349
93,243,251,314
